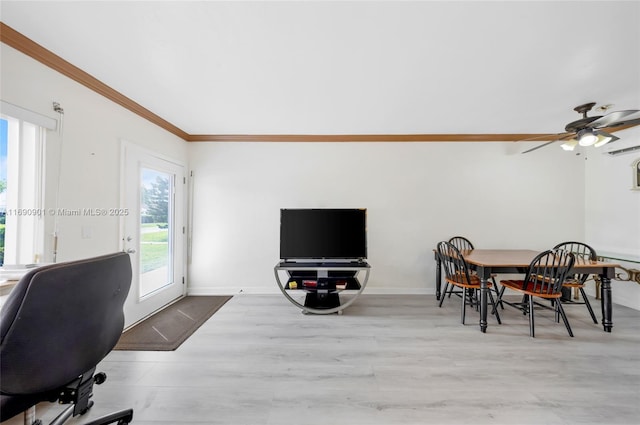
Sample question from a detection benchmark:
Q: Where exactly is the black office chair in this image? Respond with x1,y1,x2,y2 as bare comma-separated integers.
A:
446,236,503,309
553,241,599,324
436,241,501,325
0,252,134,425
497,249,575,337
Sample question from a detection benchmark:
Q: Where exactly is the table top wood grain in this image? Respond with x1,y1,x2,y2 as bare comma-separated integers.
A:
460,249,619,269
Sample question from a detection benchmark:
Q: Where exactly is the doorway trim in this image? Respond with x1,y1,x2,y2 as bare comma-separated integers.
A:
119,139,187,328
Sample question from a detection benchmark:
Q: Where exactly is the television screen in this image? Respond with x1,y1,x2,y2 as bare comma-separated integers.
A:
280,209,367,260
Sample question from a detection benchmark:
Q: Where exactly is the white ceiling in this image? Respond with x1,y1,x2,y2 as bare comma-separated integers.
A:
1,1,639,137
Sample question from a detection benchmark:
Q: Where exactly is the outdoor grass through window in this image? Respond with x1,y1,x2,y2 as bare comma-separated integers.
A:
140,223,168,273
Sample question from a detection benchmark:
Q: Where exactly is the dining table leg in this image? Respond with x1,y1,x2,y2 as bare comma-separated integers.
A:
435,256,442,300
479,268,488,333
600,274,613,332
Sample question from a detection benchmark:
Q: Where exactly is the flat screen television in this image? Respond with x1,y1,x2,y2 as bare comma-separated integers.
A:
279,208,367,261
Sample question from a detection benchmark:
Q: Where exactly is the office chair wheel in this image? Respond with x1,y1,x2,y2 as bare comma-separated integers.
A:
94,372,107,385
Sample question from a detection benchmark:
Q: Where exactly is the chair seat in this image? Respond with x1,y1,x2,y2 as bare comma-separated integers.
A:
501,279,562,299
562,281,585,288
447,275,494,289
450,271,497,284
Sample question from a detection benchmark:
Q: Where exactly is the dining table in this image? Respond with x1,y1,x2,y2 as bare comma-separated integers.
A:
434,249,619,333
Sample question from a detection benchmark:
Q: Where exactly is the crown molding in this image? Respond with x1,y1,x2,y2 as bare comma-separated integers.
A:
0,22,190,141
186,133,554,142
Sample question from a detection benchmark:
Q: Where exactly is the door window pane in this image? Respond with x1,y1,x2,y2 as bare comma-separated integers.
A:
140,167,173,298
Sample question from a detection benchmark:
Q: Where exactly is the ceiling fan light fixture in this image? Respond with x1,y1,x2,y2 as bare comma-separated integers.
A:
577,129,598,146
594,132,620,148
522,103,639,154
560,139,578,151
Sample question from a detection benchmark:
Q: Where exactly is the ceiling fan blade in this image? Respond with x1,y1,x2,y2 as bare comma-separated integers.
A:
589,110,640,129
514,132,572,143
520,140,560,154
519,133,574,154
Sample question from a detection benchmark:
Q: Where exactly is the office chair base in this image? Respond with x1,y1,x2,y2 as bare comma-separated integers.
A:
20,371,133,425
26,405,133,425
84,409,133,425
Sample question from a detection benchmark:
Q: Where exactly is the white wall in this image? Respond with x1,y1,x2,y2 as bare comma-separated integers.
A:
4,40,638,311
0,44,188,262
188,141,586,295
585,126,640,309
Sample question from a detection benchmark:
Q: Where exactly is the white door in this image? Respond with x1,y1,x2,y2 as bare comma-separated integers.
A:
120,141,186,327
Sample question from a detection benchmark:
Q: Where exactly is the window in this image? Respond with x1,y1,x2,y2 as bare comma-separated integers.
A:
1,102,53,266
0,119,6,265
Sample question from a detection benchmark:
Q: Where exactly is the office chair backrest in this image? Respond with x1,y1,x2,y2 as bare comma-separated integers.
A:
0,252,131,395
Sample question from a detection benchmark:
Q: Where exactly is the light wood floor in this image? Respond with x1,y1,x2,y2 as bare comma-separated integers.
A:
7,294,640,425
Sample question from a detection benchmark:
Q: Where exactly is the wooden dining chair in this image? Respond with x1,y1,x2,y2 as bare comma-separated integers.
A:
497,249,575,337
436,241,501,325
448,236,474,252
553,241,598,324
447,236,503,309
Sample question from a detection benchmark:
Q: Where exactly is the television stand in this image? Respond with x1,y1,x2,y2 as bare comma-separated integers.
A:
274,261,371,315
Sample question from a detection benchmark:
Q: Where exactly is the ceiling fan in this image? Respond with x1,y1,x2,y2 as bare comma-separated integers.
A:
521,102,640,154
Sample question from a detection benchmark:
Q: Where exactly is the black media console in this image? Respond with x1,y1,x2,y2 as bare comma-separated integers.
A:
274,261,371,315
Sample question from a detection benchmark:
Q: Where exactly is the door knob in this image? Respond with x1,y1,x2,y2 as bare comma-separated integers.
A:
126,248,136,254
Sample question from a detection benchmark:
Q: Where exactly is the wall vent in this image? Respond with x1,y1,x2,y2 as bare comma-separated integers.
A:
605,145,640,156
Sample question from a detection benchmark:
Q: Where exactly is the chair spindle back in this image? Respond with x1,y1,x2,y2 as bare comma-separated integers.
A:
437,241,474,285
521,249,575,295
553,241,597,285
448,236,474,253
